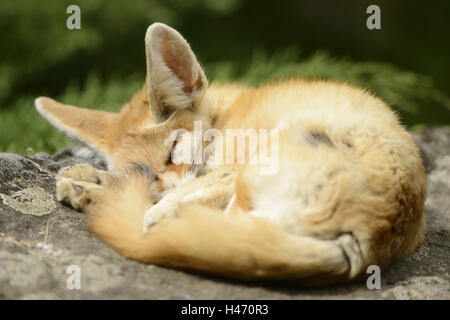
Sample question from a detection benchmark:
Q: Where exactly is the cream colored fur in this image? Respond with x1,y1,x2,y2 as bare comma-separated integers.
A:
35,23,426,286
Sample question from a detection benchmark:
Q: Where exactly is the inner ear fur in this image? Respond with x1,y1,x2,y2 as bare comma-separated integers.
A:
145,23,208,122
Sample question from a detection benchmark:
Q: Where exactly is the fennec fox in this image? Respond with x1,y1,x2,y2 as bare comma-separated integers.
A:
35,23,426,286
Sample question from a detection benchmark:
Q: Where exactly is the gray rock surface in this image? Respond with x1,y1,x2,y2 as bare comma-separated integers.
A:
1,128,449,300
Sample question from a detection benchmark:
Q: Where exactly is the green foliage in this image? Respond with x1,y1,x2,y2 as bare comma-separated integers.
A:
0,74,143,154
207,49,449,125
1,0,448,154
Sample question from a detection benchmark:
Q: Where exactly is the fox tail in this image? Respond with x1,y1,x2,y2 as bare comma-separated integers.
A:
87,174,356,286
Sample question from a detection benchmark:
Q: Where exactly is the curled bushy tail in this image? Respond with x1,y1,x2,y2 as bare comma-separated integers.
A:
87,174,354,286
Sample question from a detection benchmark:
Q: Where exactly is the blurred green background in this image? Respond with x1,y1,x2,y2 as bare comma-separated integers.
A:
1,0,449,154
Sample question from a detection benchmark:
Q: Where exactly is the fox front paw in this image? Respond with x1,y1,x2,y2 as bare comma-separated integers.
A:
58,163,111,185
143,197,179,232
56,177,103,211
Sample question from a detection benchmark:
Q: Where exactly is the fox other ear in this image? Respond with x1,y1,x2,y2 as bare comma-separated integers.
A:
35,97,115,163
145,23,208,122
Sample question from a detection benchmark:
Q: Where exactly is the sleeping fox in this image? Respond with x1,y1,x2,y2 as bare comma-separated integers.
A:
35,23,426,286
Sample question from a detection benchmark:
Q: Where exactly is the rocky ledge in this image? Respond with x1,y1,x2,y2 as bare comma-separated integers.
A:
0,128,449,299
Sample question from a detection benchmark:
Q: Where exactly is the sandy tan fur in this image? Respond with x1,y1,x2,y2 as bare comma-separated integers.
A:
36,23,426,286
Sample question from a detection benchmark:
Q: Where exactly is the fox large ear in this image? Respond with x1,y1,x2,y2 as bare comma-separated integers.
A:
35,97,115,162
145,23,208,122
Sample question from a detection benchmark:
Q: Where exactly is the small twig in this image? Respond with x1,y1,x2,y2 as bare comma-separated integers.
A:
44,220,50,245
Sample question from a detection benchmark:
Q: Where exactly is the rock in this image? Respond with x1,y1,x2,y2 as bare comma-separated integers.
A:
412,127,450,173
1,128,449,299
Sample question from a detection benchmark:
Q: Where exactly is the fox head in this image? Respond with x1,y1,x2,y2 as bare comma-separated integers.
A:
36,23,212,190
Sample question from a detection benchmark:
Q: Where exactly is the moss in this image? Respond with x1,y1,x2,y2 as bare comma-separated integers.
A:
0,187,56,216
